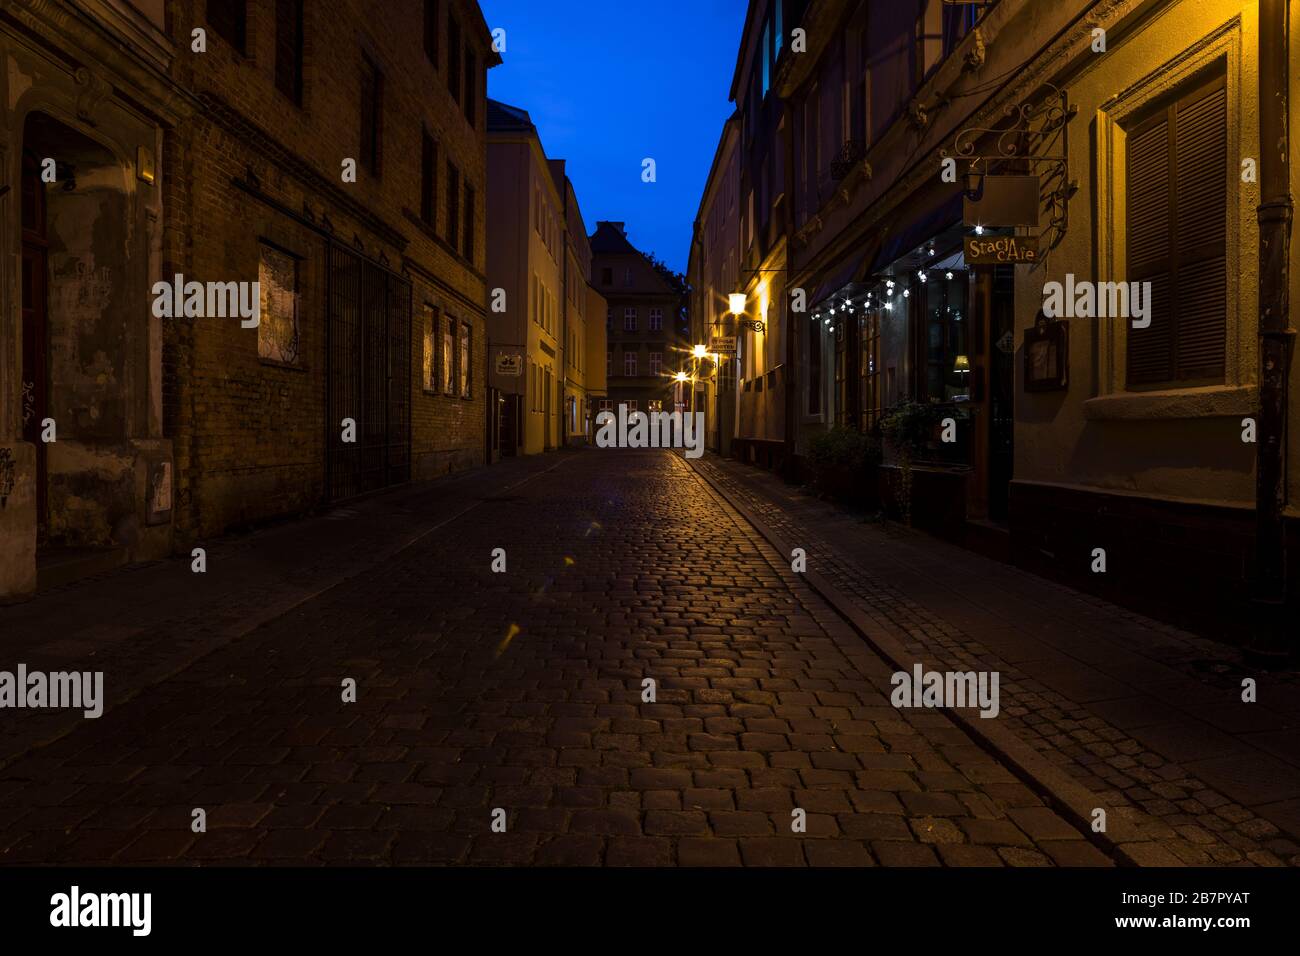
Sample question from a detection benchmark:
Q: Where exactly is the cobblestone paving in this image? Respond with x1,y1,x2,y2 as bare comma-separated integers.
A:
691,455,1300,867
0,449,1110,866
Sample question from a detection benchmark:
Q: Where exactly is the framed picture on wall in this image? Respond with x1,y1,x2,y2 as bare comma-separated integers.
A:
1024,312,1068,392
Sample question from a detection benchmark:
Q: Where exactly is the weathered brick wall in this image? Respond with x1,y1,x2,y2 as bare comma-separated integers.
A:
162,0,492,540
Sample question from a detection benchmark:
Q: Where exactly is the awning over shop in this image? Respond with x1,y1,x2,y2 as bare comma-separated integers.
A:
869,186,964,276
808,229,884,308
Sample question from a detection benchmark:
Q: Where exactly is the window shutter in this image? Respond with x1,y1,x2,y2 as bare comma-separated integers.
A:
1126,71,1226,386
1173,80,1227,381
1126,115,1173,384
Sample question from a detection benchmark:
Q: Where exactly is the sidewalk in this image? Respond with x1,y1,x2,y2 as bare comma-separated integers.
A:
691,454,1300,866
0,452,571,772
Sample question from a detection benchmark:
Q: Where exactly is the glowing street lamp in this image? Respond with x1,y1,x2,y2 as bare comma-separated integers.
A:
675,371,689,383
693,344,708,359
729,293,747,315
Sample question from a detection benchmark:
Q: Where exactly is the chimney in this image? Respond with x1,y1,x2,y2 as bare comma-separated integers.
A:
600,221,626,235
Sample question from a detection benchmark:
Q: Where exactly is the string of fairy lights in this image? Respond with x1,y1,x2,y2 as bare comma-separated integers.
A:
809,236,972,331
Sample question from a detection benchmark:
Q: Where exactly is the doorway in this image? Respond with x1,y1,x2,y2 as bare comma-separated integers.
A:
988,265,1015,521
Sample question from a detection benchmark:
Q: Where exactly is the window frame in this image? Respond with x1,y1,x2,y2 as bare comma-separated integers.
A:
1088,29,1249,421
359,53,383,177
274,0,305,106
207,0,248,55
420,129,437,228
424,0,439,67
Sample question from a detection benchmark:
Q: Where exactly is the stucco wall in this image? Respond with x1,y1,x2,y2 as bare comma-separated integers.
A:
1014,0,1268,506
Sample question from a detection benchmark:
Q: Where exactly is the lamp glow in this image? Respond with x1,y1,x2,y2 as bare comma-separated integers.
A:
729,293,746,314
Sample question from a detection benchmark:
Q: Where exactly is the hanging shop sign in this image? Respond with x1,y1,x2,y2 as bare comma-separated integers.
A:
494,351,523,377
964,174,1040,228
709,335,737,354
965,234,1040,264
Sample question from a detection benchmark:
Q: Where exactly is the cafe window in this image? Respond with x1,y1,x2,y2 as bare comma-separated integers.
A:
921,272,969,403
860,310,882,429
834,322,848,426
807,320,822,415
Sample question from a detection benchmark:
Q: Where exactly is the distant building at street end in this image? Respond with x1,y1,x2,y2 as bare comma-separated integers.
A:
590,222,688,420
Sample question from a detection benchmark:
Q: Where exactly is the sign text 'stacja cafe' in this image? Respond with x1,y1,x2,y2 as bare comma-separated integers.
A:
964,235,1039,265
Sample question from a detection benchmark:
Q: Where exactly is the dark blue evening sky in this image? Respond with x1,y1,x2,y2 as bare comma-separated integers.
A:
479,0,748,275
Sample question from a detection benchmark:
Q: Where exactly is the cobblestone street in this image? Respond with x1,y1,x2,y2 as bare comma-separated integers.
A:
0,449,1118,866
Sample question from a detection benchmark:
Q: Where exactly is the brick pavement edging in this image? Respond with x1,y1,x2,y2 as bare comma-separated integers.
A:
685,455,1157,867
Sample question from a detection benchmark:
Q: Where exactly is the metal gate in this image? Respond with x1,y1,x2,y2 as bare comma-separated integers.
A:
326,243,411,501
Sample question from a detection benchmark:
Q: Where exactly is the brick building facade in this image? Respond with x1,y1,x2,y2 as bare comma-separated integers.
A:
163,0,498,540
591,221,687,417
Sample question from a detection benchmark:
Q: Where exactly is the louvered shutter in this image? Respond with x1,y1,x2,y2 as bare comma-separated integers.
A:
1126,115,1172,384
1173,79,1227,380
1126,71,1226,386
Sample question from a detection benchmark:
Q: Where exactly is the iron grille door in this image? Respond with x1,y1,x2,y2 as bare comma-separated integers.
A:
327,244,411,501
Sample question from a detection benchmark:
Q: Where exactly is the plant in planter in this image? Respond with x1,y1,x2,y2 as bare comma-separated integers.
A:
805,425,881,503
879,401,941,524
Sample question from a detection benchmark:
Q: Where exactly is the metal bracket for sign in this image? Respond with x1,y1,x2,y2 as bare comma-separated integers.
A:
942,83,1080,259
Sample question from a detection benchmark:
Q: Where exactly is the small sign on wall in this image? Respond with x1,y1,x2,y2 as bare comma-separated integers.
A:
1024,313,1068,392
494,352,523,377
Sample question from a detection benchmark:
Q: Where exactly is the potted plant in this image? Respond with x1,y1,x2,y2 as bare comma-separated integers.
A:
805,425,881,505
879,402,941,525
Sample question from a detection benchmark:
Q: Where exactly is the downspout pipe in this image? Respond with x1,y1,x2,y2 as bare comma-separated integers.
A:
1251,0,1294,661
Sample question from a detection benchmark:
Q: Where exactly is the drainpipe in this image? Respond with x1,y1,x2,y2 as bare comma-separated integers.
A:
1252,0,1294,660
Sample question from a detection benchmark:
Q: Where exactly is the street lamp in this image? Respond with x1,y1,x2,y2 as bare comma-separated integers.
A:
693,344,708,360
728,291,764,333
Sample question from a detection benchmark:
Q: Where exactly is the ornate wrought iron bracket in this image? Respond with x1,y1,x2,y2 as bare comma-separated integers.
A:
942,83,1080,258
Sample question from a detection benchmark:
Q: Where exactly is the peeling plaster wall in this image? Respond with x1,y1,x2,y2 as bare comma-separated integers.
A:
44,168,130,440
